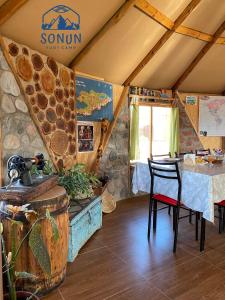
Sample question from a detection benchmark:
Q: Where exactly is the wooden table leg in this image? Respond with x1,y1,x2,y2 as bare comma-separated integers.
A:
200,215,206,252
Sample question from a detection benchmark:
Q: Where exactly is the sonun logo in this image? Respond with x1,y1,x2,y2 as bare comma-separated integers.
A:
41,5,82,49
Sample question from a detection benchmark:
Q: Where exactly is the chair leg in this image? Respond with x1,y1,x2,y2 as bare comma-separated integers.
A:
200,214,206,252
189,209,192,224
168,205,171,215
222,207,225,232
218,206,222,234
153,200,157,232
147,197,153,240
173,207,176,231
173,206,179,253
195,212,199,241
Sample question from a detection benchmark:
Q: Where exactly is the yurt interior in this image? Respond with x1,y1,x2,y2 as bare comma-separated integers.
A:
0,0,225,299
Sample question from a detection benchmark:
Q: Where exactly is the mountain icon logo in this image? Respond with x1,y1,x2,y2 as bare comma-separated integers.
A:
42,5,80,30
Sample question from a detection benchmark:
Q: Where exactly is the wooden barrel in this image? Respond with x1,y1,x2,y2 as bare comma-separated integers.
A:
3,185,69,295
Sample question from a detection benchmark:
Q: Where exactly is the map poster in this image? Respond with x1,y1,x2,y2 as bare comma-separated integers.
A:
199,96,225,136
77,122,94,152
76,76,113,122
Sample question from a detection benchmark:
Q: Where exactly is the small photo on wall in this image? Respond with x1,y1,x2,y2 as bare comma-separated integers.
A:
77,122,94,152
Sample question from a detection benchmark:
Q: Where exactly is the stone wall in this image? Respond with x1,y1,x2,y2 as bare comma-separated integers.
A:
179,103,202,153
0,49,50,184
99,100,130,201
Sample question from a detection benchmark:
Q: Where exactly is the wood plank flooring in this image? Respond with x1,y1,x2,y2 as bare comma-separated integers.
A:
44,195,225,300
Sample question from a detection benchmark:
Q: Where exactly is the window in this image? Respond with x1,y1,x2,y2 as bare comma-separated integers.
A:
131,106,171,161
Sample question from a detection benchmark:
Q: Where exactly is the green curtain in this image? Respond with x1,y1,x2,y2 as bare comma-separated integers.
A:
169,107,179,157
130,104,139,160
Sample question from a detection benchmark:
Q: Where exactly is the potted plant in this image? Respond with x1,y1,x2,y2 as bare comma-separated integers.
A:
58,164,101,200
1,203,59,300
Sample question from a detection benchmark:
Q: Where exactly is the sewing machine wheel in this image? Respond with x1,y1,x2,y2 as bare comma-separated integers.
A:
7,155,26,179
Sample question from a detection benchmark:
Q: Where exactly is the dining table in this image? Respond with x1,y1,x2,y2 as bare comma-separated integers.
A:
132,160,225,250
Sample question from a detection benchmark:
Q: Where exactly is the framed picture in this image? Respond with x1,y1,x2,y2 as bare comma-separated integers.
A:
77,122,94,152
186,95,198,105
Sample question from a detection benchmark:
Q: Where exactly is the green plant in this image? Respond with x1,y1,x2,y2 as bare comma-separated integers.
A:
1,204,59,300
58,164,101,199
30,160,54,177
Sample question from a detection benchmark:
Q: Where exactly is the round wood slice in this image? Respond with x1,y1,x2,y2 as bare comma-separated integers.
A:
68,143,76,155
57,159,64,170
30,97,36,105
8,43,19,56
33,72,40,82
55,89,64,102
64,109,71,121
33,106,39,114
47,57,58,77
49,96,56,107
40,68,55,94
64,88,69,98
69,99,75,110
36,93,48,110
35,83,41,92
50,130,69,155
67,120,75,134
46,108,57,123
22,47,29,56
16,55,33,81
56,104,64,116
37,111,45,122
31,54,44,71
60,68,70,87
41,121,51,135
56,118,65,130
25,85,34,95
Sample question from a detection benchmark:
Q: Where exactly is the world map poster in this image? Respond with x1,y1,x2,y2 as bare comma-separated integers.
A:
76,76,113,122
199,96,225,136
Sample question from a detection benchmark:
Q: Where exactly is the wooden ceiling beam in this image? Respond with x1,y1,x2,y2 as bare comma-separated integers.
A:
0,0,28,25
135,0,225,45
172,20,225,90
69,0,136,68
123,0,202,86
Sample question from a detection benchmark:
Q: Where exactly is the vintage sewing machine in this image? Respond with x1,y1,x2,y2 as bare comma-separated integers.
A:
0,154,58,203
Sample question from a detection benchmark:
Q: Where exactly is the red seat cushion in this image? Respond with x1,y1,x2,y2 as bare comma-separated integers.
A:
153,193,178,206
216,200,225,206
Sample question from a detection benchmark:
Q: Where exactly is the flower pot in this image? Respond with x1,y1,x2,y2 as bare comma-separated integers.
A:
4,291,40,300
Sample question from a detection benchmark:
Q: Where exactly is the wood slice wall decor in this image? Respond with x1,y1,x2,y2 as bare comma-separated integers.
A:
0,37,77,171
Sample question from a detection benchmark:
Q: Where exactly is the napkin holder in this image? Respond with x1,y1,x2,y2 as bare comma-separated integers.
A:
183,154,196,166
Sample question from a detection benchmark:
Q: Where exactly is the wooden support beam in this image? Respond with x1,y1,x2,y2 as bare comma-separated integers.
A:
172,20,225,90
0,0,28,25
91,86,129,171
135,0,225,45
123,0,202,86
69,0,136,68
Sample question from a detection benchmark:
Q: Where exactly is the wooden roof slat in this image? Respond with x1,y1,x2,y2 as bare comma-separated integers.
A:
172,20,225,90
69,0,136,68
135,0,225,45
123,0,202,86
0,0,28,25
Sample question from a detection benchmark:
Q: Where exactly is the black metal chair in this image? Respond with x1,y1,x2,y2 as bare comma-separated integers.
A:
175,151,193,159
195,149,210,156
150,153,171,160
147,159,182,252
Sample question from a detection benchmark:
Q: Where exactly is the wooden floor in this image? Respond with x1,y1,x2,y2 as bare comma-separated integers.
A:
44,195,225,300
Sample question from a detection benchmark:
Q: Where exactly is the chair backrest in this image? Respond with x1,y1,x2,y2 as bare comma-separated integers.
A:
148,159,182,204
175,151,193,158
150,152,171,160
195,149,210,156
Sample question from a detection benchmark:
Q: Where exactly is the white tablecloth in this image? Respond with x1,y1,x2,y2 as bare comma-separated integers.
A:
132,162,225,222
